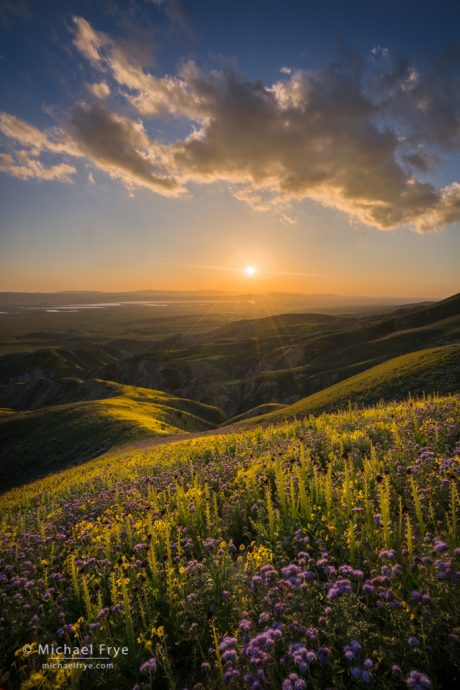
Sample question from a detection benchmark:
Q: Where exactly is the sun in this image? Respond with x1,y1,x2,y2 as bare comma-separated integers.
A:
244,265,257,277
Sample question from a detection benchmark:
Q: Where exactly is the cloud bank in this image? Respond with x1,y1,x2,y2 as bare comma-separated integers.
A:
1,16,460,232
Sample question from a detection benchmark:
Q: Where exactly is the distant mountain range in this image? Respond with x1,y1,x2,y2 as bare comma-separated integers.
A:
0,289,432,309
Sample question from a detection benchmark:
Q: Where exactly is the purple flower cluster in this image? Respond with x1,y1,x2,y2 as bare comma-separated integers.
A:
1,396,459,689
140,657,157,674
326,578,352,600
343,639,361,662
338,564,364,578
251,563,278,591
406,670,432,689
433,540,448,553
287,642,316,673
280,562,316,587
343,640,372,683
244,624,283,666
282,673,307,690
219,636,240,684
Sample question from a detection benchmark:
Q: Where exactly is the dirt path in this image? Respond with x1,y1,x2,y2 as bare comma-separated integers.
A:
119,423,246,453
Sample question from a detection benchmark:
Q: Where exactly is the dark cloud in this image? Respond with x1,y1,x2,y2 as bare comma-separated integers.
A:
68,103,182,194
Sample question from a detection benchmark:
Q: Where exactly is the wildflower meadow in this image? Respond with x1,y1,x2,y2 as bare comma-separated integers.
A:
0,395,459,689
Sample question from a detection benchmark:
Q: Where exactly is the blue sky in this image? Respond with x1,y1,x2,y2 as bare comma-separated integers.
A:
0,0,459,297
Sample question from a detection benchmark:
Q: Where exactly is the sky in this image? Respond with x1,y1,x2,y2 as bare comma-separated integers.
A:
0,0,459,298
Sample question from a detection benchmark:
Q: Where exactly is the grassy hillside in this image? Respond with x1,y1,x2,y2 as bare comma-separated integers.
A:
0,347,125,384
242,344,460,424
0,396,459,689
0,376,228,421
226,402,286,423
1,294,458,415
0,383,225,490
99,296,460,414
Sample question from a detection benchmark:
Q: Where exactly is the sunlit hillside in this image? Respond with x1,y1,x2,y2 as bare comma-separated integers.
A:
0,382,225,490
241,344,460,424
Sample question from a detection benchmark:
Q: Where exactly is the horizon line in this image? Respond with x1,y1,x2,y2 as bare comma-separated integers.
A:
0,288,447,302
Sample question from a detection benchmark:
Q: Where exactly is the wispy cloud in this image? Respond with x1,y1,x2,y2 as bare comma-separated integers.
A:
0,113,77,156
1,16,460,233
71,16,201,118
0,0,31,28
150,0,191,32
0,151,76,182
0,107,180,194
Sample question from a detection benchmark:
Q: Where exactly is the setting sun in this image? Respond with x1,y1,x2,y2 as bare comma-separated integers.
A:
244,265,257,277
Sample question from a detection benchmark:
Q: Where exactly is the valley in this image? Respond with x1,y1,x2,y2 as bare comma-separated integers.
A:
0,291,459,490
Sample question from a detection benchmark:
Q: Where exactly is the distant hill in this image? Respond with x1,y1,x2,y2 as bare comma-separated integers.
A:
99,294,460,414
240,344,460,424
0,289,422,309
0,376,115,410
0,292,458,416
378,291,460,330
0,348,123,384
0,383,226,490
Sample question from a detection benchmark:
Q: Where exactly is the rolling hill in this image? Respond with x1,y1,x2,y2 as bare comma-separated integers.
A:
0,347,124,384
0,382,226,490
0,293,458,416
0,293,458,492
240,344,460,424
99,294,460,414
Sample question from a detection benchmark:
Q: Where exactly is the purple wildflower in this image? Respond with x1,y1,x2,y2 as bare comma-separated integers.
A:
406,670,432,689
140,657,157,674
433,541,448,553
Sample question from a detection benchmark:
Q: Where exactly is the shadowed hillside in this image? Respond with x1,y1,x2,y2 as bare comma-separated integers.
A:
0,347,124,384
240,344,460,424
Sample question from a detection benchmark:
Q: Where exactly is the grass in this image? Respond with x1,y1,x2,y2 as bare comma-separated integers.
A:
242,345,460,424
0,382,226,490
0,395,459,689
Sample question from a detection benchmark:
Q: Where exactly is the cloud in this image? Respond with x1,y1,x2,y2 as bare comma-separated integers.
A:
163,60,460,232
0,106,180,194
0,151,76,182
87,81,111,99
68,103,182,194
0,113,78,156
0,113,78,184
1,17,460,232
72,16,106,64
72,16,202,118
